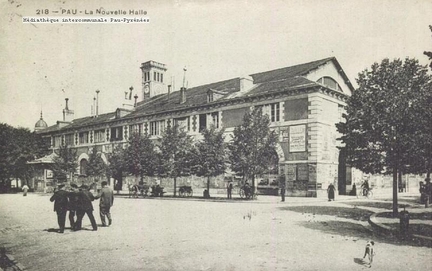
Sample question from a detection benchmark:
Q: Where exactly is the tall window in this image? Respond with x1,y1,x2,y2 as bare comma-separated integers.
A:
53,136,62,147
79,131,89,144
94,129,106,143
110,127,123,141
211,112,219,128
150,120,165,136
270,103,280,122
65,133,74,146
129,124,142,136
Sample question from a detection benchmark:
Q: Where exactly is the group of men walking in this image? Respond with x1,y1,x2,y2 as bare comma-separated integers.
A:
50,181,114,233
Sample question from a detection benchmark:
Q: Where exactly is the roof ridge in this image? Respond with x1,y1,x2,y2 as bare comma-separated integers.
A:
250,56,335,78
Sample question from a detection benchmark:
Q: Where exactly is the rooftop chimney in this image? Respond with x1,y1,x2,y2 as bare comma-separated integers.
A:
95,89,100,117
180,87,186,104
239,76,254,92
134,94,138,107
62,98,74,122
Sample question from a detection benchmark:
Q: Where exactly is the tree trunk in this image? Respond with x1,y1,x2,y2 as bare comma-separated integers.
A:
173,177,177,197
392,167,398,217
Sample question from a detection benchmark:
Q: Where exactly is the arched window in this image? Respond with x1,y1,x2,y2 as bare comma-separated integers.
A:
317,76,342,92
80,159,88,176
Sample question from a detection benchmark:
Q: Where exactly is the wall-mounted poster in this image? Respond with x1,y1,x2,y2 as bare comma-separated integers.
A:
289,125,306,152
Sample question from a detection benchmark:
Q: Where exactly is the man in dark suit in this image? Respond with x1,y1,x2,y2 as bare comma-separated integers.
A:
74,185,98,231
67,184,79,230
95,181,114,227
50,183,69,233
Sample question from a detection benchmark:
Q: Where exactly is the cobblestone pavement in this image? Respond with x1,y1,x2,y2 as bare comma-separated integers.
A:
0,193,430,271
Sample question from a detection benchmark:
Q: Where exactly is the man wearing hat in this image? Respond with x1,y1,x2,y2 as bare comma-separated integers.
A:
74,185,98,231
95,181,114,226
50,183,69,233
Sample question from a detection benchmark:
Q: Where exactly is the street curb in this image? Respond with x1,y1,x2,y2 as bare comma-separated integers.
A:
368,212,432,247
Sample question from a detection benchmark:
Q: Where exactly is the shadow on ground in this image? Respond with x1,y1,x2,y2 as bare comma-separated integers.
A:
280,206,373,221
353,257,369,267
282,206,429,247
344,201,412,210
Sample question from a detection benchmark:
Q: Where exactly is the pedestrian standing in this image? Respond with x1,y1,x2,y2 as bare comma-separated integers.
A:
75,185,98,231
362,241,375,268
50,184,69,233
280,181,286,202
227,181,233,199
327,183,336,201
22,184,29,196
95,181,114,227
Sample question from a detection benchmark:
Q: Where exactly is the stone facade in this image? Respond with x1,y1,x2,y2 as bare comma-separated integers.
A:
37,57,356,197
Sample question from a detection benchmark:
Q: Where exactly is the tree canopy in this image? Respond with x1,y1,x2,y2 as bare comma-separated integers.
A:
124,133,158,181
0,123,50,187
52,144,78,182
86,147,108,182
228,107,278,188
158,124,195,196
194,126,227,197
337,58,430,175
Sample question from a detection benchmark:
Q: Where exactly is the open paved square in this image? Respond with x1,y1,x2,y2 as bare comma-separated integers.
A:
0,193,430,271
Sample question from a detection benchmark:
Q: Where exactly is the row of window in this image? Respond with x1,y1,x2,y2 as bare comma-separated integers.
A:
143,71,164,83
52,102,282,147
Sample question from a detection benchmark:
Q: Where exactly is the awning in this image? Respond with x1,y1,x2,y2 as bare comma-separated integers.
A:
27,152,57,165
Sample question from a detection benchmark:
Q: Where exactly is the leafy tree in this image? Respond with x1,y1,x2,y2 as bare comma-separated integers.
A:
86,147,108,183
194,126,227,198
336,58,430,216
0,123,50,189
228,107,278,194
52,144,78,182
124,133,158,183
107,144,127,191
158,124,195,196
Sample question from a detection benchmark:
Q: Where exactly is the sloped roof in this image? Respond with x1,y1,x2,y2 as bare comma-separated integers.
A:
38,112,116,134
126,78,241,119
250,57,354,91
250,57,334,83
63,112,116,130
39,57,350,132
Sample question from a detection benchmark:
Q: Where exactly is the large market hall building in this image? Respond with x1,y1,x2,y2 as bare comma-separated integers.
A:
36,57,356,197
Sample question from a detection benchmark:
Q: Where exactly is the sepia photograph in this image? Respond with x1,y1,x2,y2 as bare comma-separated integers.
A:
0,0,431,270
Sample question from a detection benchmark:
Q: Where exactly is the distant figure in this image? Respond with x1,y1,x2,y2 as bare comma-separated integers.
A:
75,185,98,231
280,181,286,202
351,184,357,196
50,184,69,233
327,183,336,201
95,181,114,227
425,178,432,204
22,184,29,196
362,241,375,268
361,180,370,196
227,181,233,199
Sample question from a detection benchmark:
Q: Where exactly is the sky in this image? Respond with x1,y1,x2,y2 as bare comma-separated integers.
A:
1,0,431,130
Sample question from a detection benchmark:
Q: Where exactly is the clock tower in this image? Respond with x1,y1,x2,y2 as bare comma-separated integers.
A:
140,61,167,101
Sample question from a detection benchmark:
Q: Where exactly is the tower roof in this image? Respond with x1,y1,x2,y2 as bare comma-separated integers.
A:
35,111,48,130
